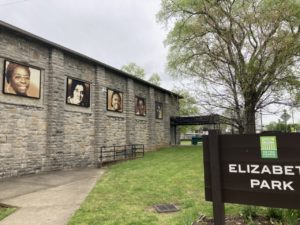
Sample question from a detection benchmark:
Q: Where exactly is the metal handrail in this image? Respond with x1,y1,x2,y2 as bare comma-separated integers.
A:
99,144,144,166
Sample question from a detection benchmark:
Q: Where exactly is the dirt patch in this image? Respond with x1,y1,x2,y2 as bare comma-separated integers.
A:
192,215,278,225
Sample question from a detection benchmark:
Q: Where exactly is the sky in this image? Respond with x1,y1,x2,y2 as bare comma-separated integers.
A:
0,0,299,125
0,0,172,87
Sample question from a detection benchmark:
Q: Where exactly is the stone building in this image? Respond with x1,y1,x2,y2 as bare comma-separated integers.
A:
0,21,180,179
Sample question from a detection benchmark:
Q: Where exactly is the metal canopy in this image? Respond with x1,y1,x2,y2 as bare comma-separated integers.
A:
170,114,232,126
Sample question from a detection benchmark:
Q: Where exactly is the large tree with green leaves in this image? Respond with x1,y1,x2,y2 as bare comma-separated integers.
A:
158,0,300,133
148,73,161,86
121,63,162,86
121,62,146,79
173,88,200,133
174,88,200,116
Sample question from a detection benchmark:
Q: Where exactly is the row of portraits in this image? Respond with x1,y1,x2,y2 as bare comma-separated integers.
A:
2,60,164,119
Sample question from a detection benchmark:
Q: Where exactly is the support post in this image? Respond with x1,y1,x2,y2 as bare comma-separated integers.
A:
174,125,177,145
209,130,225,225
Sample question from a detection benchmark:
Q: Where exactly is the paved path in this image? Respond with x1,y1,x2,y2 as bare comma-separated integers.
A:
0,168,105,225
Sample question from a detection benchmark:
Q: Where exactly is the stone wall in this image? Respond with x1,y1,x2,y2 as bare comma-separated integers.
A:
0,23,180,179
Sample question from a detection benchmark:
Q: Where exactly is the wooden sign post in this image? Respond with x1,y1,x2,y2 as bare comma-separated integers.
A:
208,130,225,225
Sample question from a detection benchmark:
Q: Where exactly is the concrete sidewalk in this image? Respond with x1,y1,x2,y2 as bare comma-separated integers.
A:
0,168,105,225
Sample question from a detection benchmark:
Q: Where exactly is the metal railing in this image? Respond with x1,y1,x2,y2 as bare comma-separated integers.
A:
99,144,144,165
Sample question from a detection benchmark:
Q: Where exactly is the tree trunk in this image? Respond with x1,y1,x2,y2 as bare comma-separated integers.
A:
244,108,256,134
238,125,244,134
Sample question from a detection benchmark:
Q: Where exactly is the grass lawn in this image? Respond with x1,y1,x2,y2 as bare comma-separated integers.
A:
0,206,16,221
180,140,203,146
68,146,241,225
179,140,192,145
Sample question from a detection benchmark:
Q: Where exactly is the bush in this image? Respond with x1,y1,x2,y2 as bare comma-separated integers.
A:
266,208,283,220
283,209,299,225
240,206,258,221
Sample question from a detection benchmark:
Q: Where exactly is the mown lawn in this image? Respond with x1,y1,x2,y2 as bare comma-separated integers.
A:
179,140,192,145
0,206,16,221
180,140,203,146
68,146,240,225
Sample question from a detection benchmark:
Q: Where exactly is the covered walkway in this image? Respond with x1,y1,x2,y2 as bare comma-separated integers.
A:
170,114,232,144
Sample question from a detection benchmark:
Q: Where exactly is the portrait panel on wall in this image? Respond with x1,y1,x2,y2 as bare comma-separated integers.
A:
107,88,123,113
135,96,146,116
3,60,41,99
155,101,163,119
66,77,90,107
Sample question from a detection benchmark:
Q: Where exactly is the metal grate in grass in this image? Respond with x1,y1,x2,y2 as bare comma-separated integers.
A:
153,204,180,213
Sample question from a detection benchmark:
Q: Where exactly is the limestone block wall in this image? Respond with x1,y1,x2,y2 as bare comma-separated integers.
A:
169,94,181,145
0,23,180,179
104,71,127,146
0,30,49,177
133,83,149,146
63,56,95,169
154,92,166,147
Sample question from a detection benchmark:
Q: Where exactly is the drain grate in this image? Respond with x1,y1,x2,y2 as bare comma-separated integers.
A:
153,204,180,213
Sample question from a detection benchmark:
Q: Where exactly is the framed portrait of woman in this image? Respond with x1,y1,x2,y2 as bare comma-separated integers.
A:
135,96,146,116
107,88,123,113
3,60,41,99
66,77,90,107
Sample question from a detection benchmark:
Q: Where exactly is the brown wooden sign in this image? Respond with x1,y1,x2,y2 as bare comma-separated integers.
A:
204,131,300,215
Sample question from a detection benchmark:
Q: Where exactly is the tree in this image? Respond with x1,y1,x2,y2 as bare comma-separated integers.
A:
266,120,299,133
148,73,161,86
121,63,162,86
121,62,145,79
175,88,199,116
173,88,200,133
280,109,291,132
280,109,291,124
158,0,300,133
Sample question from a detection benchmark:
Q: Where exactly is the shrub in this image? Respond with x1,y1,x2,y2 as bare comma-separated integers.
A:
240,206,258,221
266,208,283,220
283,209,299,225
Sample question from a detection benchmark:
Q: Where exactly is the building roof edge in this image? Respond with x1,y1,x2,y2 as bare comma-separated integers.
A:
0,20,183,99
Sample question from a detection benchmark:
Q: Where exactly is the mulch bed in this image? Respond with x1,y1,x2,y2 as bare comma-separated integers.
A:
192,215,278,225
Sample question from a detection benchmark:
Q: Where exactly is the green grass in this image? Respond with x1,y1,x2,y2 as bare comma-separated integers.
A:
180,140,202,146
179,140,192,145
68,146,240,225
0,206,16,221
